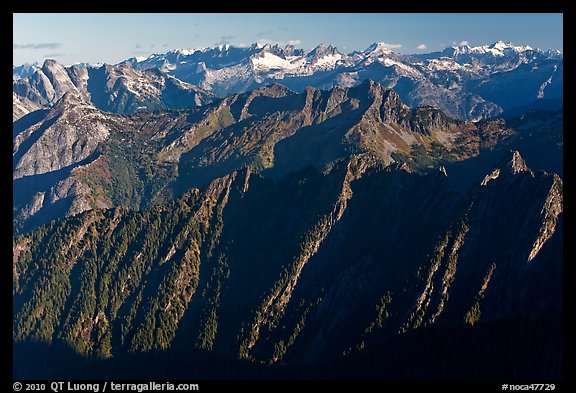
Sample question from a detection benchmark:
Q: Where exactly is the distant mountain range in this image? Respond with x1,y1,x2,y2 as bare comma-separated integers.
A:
14,41,562,122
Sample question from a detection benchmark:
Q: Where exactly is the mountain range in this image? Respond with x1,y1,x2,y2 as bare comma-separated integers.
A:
13,60,215,121
14,41,562,122
12,40,563,379
13,79,562,235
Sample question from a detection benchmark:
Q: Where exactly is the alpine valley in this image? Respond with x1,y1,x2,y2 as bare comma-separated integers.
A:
12,40,563,380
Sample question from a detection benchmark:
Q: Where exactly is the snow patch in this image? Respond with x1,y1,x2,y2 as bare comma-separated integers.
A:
382,58,422,77
426,59,462,71
537,64,557,99
313,53,342,68
173,48,196,56
252,52,300,70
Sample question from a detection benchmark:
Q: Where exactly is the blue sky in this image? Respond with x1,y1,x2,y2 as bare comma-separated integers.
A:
13,13,563,66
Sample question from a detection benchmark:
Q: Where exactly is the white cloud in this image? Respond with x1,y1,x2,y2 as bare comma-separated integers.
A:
459,40,469,46
416,44,427,50
256,38,279,46
379,42,402,50
256,38,303,48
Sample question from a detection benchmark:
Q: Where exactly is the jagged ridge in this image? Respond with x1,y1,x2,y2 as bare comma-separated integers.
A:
14,80,490,235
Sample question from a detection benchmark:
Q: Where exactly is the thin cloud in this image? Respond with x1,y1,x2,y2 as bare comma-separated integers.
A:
287,39,302,46
256,38,280,46
459,40,469,46
14,42,61,50
257,28,274,37
43,53,65,59
416,44,427,50
215,35,235,46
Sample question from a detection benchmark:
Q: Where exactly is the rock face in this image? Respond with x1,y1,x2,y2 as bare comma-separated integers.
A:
13,92,39,121
13,151,562,378
13,93,109,179
12,59,216,120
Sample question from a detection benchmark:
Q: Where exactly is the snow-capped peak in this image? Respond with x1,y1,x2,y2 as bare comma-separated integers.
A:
491,40,510,50
258,43,284,56
443,41,536,58
12,62,41,80
307,43,340,60
364,42,394,56
250,42,343,74
543,49,562,59
488,40,531,51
